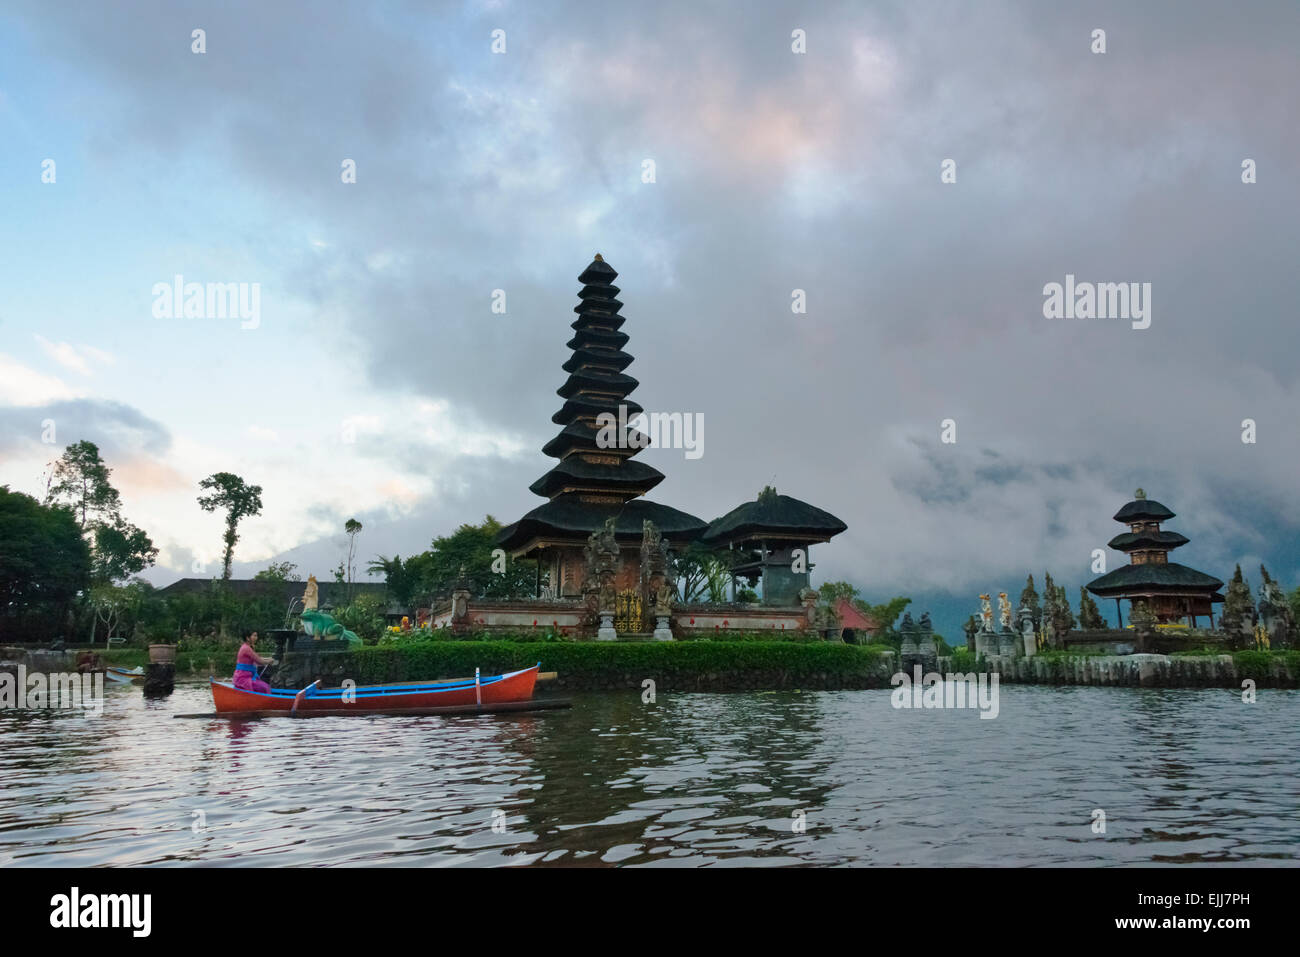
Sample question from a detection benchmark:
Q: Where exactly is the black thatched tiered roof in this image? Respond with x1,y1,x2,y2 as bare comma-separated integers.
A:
497,255,707,555
1086,562,1224,597
1086,489,1223,602
702,486,847,545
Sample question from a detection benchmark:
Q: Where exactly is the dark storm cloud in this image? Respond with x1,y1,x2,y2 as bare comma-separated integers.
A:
7,0,1299,608
0,398,171,460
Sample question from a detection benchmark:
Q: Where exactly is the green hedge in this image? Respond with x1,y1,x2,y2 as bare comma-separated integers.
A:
1232,649,1300,679
328,640,893,689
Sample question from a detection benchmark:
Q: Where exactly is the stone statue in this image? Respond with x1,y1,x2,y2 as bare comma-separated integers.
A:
654,581,674,617
1257,569,1293,647
302,575,319,611
1017,603,1037,657
998,592,1011,629
979,593,993,631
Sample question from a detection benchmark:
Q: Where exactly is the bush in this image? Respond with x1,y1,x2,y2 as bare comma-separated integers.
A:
334,640,893,687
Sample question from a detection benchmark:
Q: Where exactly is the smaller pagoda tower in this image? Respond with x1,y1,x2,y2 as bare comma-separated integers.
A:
1086,489,1224,627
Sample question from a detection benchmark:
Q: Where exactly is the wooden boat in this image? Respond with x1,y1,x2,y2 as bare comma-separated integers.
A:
209,664,540,715
106,666,145,684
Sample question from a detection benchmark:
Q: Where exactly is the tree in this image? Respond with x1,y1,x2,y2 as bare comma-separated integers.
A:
368,554,418,607
402,517,536,604
1078,586,1106,630
89,581,147,644
0,487,91,639
253,561,300,582
675,543,736,602
1219,564,1255,643
1019,574,1042,629
344,518,363,600
815,582,910,639
197,472,263,580
92,519,159,585
1288,587,1300,640
1041,572,1059,638
1053,584,1075,635
45,441,156,585
45,440,120,529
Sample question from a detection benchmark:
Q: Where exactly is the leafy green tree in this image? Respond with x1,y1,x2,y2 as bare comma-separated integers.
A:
1078,586,1105,630
89,581,148,644
92,519,159,584
406,516,536,603
0,487,91,639
368,554,419,607
253,561,300,582
675,542,736,602
197,472,263,580
45,440,120,528
45,441,156,585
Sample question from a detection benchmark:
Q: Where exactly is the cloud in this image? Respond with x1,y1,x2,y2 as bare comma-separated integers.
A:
0,355,76,406
3,0,1298,627
0,396,171,459
33,335,114,377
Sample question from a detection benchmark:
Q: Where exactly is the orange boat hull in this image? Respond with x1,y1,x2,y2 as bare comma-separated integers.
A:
210,665,539,714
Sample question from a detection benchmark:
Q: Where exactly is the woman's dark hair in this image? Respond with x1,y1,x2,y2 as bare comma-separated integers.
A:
241,629,256,642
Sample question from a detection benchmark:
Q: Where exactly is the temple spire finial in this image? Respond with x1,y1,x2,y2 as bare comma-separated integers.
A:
593,252,603,261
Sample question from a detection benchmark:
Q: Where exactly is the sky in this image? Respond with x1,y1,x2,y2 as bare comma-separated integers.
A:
1,0,1297,638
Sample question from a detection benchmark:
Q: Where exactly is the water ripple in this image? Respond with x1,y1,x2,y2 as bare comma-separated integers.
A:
0,683,1296,866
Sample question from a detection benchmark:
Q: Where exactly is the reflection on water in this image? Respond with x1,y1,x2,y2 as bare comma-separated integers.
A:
0,682,1296,866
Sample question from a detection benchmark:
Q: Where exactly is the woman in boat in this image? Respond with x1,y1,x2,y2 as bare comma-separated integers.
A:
233,629,275,694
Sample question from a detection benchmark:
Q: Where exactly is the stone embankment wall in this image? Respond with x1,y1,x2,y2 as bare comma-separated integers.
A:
940,653,1298,688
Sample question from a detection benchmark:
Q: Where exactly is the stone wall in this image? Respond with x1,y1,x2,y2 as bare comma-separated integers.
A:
944,653,1298,688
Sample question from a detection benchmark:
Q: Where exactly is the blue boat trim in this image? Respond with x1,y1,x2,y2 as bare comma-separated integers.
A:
212,666,537,701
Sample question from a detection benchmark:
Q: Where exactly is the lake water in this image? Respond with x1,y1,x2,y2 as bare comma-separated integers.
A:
1,682,1296,866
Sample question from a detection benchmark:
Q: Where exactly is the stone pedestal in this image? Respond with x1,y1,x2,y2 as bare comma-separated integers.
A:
653,616,672,641
997,626,1020,658
975,628,996,658
143,663,174,697
597,613,617,641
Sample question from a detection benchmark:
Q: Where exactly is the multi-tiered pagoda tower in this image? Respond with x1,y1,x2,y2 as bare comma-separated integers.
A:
496,255,707,598
1086,489,1224,627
